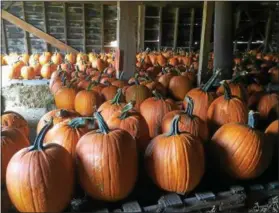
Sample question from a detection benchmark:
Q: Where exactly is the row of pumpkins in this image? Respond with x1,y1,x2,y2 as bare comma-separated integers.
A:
2,51,279,213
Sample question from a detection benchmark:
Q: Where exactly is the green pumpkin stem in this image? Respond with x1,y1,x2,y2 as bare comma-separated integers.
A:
201,68,221,92
119,101,135,120
166,115,180,136
86,80,97,91
68,117,94,128
184,96,194,117
29,118,53,151
152,90,164,100
221,80,232,100
248,110,259,129
67,78,77,88
134,73,140,85
110,88,123,105
94,111,109,134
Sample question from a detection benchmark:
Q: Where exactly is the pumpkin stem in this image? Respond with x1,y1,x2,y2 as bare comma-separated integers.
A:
221,80,232,100
56,109,70,118
86,80,97,91
201,68,221,92
166,115,180,136
119,101,135,120
134,73,140,85
68,117,94,128
184,96,194,118
152,90,164,100
248,110,259,129
110,88,123,105
29,117,53,151
94,111,109,134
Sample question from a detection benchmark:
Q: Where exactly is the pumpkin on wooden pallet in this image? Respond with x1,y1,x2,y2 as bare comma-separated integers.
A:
76,112,138,201
145,115,205,194
6,119,74,212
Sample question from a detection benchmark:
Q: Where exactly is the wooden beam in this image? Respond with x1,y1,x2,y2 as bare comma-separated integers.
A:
1,9,78,53
63,2,68,45
1,19,8,54
189,8,195,52
22,2,30,54
233,9,241,53
173,8,179,49
263,10,273,53
197,1,214,86
137,4,145,51
158,6,163,51
42,2,50,52
82,3,86,52
101,4,104,52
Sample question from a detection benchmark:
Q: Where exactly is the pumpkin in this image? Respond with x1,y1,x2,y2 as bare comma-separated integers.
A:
100,84,119,101
41,63,54,79
1,111,30,138
8,60,24,79
77,52,88,63
1,127,29,184
184,69,220,121
107,101,150,152
20,65,36,80
168,75,193,101
140,90,178,138
49,69,69,95
37,109,79,133
39,52,51,65
31,60,42,76
74,83,103,116
145,115,205,194
157,54,167,67
54,80,77,110
65,53,76,64
207,81,248,133
51,52,63,65
29,53,40,64
20,53,30,64
162,96,209,142
210,111,272,179
97,88,126,122
157,68,176,88
44,118,90,159
268,66,279,84
265,120,279,161
247,82,264,95
76,112,138,201
6,119,74,212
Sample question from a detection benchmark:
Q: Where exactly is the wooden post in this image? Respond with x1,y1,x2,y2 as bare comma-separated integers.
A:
101,4,104,52
158,6,163,50
137,4,145,51
189,8,195,52
22,2,30,54
82,3,86,52
1,19,8,54
173,8,179,49
63,3,68,45
197,1,214,86
263,10,273,53
42,2,50,52
117,1,138,80
233,9,241,53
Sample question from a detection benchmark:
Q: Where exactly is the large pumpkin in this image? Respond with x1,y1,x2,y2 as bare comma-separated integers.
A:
107,101,150,152
76,112,138,201
207,81,248,133
6,119,74,212
210,111,272,179
168,75,193,101
162,96,209,142
145,115,205,194
140,90,178,138
184,69,220,121
54,81,77,110
1,111,30,138
1,127,29,184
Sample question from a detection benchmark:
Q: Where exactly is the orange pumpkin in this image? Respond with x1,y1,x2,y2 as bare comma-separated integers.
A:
77,52,88,62
76,112,138,201
20,53,30,64
8,60,25,79
268,66,279,84
20,65,36,80
145,115,205,194
51,52,63,65
168,75,193,101
39,52,51,65
100,84,119,101
6,119,74,212
41,63,54,79
65,53,76,64
54,81,77,110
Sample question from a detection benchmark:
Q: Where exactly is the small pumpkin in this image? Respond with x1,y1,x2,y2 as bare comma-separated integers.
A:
20,65,36,80
39,52,51,65
145,115,205,194
100,84,119,101
41,63,56,79
6,119,74,212
54,80,77,110
65,53,76,64
51,52,63,65
76,112,138,201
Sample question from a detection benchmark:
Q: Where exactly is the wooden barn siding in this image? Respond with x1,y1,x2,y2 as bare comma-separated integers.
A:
1,1,117,54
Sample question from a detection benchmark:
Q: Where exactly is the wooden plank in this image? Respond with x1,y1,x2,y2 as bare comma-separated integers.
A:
233,9,241,53
1,19,8,54
101,4,104,52
197,1,214,86
1,9,78,53
137,4,145,51
173,7,179,49
22,2,30,54
158,6,162,51
42,2,50,52
63,2,68,45
189,8,195,52
263,9,273,53
82,3,86,52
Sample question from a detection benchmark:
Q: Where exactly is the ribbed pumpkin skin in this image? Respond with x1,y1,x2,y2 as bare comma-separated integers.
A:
107,110,150,152
101,85,119,101
211,123,272,179
207,96,248,133
247,83,264,95
216,83,248,103
184,88,216,122
74,90,102,116
44,120,89,158
1,127,29,183
98,101,126,122
37,109,79,133
125,85,152,111
168,76,193,101
6,144,74,212
55,87,77,110
145,133,205,194
76,129,138,201
1,111,30,138
162,110,209,142
265,120,279,136
140,98,178,138
257,93,279,122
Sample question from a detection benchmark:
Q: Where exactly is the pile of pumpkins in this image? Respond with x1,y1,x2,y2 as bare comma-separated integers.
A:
1,51,115,80
1,49,279,212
